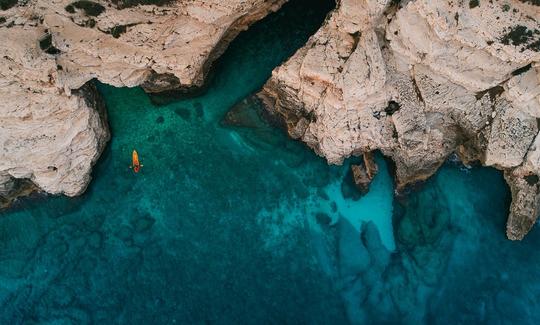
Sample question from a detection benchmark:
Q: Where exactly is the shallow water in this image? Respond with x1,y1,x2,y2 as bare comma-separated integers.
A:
2,0,540,323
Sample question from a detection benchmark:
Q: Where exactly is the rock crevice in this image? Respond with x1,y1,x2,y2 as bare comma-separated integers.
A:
259,0,540,239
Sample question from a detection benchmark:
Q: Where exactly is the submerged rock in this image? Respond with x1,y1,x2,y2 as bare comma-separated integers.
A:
315,212,332,226
194,102,204,118
259,0,540,239
341,168,363,201
132,215,156,232
174,108,191,121
221,96,264,128
2,0,540,241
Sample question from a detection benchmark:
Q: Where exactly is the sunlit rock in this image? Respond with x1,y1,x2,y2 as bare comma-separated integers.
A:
259,0,540,239
0,0,287,204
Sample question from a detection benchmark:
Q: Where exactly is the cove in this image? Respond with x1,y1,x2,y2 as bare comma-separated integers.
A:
2,0,540,324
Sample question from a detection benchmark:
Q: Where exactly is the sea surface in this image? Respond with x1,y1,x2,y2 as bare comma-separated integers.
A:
2,0,540,324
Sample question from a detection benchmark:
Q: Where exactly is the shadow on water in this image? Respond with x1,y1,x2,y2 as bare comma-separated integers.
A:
3,0,540,324
1,0,352,324
333,160,540,325
147,0,336,106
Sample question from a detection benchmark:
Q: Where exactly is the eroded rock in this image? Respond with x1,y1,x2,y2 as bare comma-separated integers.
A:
351,164,371,195
259,0,540,239
0,0,287,204
350,152,379,194
505,166,540,240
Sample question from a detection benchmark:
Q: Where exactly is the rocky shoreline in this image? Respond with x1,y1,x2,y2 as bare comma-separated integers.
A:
258,0,540,240
0,0,286,205
2,0,540,240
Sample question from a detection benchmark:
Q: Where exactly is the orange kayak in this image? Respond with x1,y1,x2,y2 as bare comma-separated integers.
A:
132,150,141,173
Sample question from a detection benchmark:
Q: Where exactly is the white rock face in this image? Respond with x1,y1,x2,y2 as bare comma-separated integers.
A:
259,0,540,239
0,0,286,203
48,0,286,91
0,25,110,199
3,0,540,239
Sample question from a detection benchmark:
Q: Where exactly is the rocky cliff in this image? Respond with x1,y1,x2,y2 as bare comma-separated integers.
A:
258,0,540,240
3,0,540,240
0,0,286,204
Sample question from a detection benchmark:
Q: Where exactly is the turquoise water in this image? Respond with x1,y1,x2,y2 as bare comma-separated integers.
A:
2,0,540,323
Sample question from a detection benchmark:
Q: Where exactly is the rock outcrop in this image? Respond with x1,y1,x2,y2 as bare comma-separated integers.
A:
258,0,540,239
3,0,540,240
0,27,110,200
0,0,286,205
350,152,378,194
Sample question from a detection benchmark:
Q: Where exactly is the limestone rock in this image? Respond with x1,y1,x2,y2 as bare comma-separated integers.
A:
363,151,378,179
0,0,286,204
505,167,540,241
351,164,371,195
0,15,110,203
0,0,287,92
350,152,379,194
0,78,110,199
259,0,540,239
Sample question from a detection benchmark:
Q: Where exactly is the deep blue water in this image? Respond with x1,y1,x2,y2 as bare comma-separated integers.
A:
2,0,540,323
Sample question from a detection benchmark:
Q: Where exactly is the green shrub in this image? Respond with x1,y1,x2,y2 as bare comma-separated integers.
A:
0,0,18,10
66,1,105,16
110,25,127,38
500,25,534,47
39,34,61,55
385,101,401,115
65,4,75,13
111,0,174,9
86,18,96,27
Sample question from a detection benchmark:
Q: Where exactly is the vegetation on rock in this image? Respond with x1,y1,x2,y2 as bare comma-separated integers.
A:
65,1,106,16
385,101,401,115
110,0,175,9
469,0,480,8
110,25,127,38
39,34,61,55
0,0,17,10
500,25,540,52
